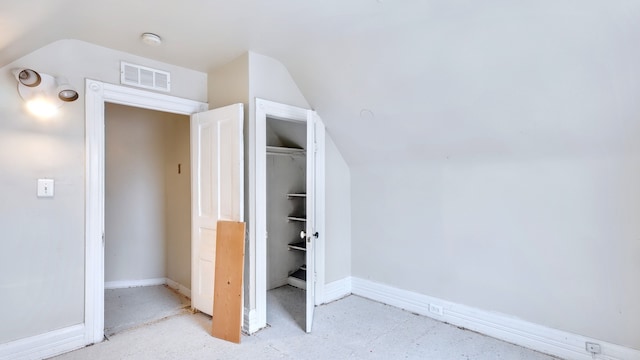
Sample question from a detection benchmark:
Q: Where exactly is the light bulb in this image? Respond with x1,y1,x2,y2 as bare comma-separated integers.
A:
26,96,59,118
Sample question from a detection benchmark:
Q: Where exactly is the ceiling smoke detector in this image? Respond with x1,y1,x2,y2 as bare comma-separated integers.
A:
141,32,162,46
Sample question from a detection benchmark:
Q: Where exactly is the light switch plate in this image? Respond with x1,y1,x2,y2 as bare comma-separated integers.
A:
37,179,54,197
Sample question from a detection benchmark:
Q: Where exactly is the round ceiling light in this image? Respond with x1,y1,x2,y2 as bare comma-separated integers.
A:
58,88,79,102
15,68,42,87
141,32,162,46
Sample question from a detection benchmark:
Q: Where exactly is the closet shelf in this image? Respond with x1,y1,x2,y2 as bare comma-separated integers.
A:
287,216,306,222
289,268,306,281
266,146,305,156
287,241,306,251
287,268,307,290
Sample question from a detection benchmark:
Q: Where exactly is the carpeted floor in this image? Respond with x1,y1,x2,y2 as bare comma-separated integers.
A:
51,285,559,360
104,285,190,336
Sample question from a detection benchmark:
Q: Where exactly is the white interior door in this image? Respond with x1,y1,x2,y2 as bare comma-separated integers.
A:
191,103,244,316
305,110,325,333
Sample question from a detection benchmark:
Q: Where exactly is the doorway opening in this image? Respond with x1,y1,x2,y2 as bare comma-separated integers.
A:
254,98,326,334
103,103,191,336
85,79,208,344
265,116,308,331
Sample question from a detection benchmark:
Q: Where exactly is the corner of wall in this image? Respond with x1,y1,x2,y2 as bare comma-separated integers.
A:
247,52,310,109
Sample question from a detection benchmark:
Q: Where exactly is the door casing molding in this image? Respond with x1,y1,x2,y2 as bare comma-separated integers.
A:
84,79,207,344
252,98,326,332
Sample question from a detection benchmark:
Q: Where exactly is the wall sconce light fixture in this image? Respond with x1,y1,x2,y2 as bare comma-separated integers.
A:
13,68,79,118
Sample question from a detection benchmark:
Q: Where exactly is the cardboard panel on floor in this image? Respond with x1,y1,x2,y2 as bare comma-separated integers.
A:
211,220,246,343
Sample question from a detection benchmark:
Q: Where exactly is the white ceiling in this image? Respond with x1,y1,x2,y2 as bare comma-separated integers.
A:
2,0,640,165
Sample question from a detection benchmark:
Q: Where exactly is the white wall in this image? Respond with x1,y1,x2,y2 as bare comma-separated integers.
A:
164,114,192,289
325,135,351,283
247,52,312,310
208,51,353,313
0,39,206,344
208,53,249,110
105,104,167,282
352,154,640,350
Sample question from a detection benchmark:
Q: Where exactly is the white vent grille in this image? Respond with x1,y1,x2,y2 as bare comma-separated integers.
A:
120,62,171,92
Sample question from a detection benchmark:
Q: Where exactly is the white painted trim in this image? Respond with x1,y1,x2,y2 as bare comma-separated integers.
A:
253,98,327,333
351,277,640,360
165,278,192,298
322,277,352,304
0,324,85,360
84,80,106,345
313,112,326,306
103,278,191,298
243,308,263,334
104,278,167,290
85,79,207,348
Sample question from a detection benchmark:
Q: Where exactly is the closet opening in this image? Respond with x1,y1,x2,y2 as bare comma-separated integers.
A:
103,103,192,336
265,116,308,331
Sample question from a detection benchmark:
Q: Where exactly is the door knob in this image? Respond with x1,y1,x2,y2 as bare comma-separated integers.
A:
300,230,319,239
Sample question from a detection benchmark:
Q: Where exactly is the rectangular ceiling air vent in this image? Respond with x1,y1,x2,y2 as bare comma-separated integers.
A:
120,61,171,92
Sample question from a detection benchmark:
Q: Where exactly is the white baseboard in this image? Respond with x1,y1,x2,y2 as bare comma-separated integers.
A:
351,277,639,360
243,308,263,334
104,278,192,299
1,278,192,360
165,278,191,298
104,277,166,289
0,324,85,360
322,277,352,304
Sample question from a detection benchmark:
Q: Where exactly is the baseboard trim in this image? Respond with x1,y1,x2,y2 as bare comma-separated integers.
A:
165,278,191,298
104,278,192,299
104,278,166,289
351,277,639,360
243,308,263,334
0,324,85,360
322,277,352,304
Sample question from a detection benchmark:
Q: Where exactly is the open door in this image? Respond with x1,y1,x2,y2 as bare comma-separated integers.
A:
191,103,244,316
253,99,325,334
305,110,325,333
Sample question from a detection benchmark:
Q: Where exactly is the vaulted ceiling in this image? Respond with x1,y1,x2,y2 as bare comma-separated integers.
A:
2,0,639,165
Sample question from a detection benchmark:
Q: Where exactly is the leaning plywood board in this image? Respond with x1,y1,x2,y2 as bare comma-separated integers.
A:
211,220,246,343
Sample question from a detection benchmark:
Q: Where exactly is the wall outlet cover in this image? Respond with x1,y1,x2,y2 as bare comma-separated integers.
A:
428,303,444,316
37,178,54,198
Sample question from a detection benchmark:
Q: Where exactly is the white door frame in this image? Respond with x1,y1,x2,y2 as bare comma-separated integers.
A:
254,98,325,331
84,79,207,344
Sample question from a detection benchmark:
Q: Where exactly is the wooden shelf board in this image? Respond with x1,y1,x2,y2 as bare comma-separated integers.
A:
266,146,305,156
288,241,307,251
287,276,306,290
287,216,306,222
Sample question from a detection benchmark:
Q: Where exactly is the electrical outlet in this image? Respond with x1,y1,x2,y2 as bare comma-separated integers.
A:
428,303,444,316
586,342,601,355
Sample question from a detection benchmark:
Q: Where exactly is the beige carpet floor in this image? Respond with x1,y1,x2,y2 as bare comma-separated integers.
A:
104,285,190,336
51,285,560,360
